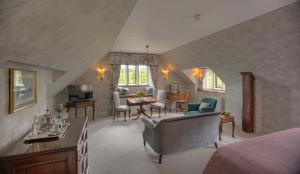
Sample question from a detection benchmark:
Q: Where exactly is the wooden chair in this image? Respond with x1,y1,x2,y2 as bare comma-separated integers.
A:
175,90,189,112
150,90,166,118
113,92,131,122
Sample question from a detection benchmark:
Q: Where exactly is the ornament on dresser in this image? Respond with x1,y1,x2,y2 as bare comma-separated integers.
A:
25,109,70,144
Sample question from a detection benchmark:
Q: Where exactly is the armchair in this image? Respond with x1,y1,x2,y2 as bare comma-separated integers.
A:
186,98,217,116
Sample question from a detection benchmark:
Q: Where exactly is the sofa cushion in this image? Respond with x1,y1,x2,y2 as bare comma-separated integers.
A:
152,119,159,124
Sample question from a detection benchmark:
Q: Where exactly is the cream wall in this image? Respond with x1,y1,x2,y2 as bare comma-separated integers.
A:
0,62,54,152
161,2,300,133
0,0,137,98
61,54,187,118
0,0,138,152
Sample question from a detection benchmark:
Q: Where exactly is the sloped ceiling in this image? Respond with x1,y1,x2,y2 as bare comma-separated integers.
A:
161,2,300,88
112,0,298,54
0,0,137,96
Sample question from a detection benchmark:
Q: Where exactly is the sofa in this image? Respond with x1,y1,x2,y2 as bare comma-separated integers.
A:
142,112,220,164
185,98,217,116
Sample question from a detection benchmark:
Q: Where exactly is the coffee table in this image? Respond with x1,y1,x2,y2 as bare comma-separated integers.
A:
127,97,156,120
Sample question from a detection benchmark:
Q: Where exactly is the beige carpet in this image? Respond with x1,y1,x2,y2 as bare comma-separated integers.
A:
87,113,258,174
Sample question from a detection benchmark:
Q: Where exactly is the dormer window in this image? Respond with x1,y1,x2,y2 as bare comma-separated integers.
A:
203,69,225,92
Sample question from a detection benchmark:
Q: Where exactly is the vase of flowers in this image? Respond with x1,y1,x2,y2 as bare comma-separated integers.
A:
136,91,147,101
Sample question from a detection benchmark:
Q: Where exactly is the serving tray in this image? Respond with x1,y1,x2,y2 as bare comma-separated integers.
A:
24,122,70,144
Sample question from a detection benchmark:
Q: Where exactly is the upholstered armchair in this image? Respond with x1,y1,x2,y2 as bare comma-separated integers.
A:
185,98,217,116
150,90,166,118
113,92,131,122
142,112,220,164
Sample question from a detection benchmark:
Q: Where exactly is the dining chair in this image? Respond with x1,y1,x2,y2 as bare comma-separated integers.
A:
175,90,190,112
150,90,166,118
113,92,131,122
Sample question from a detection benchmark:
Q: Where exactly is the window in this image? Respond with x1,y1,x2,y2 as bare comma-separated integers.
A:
128,65,136,85
138,65,148,85
118,65,127,86
118,65,149,86
203,69,225,92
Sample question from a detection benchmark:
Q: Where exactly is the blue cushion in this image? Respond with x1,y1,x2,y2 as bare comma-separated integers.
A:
144,87,154,95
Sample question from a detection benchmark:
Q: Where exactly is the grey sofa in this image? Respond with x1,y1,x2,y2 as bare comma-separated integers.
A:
142,112,220,164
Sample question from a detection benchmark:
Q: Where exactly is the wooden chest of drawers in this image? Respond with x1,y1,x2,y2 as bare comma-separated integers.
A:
0,118,89,174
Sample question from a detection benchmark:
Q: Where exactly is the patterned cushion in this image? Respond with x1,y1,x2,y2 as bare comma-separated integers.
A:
199,102,211,111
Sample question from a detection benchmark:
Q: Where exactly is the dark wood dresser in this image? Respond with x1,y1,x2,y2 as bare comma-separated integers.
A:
0,118,89,174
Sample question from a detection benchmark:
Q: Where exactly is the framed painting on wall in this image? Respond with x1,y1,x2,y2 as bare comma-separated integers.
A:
170,83,179,94
9,68,37,114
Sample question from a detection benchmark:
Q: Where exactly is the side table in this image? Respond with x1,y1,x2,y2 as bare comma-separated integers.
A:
219,115,235,141
66,99,95,121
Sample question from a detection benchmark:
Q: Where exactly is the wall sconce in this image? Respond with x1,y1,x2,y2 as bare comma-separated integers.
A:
97,66,106,80
192,68,204,80
162,68,169,80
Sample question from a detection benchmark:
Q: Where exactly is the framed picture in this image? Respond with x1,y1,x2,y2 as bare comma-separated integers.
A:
170,83,179,94
9,68,37,114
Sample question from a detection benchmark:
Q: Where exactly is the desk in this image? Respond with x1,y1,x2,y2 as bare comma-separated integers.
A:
219,115,235,141
120,94,153,98
127,97,156,120
66,99,95,121
166,92,185,112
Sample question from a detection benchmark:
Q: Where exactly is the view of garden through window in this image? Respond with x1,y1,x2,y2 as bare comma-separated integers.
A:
204,69,225,91
118,65,149,86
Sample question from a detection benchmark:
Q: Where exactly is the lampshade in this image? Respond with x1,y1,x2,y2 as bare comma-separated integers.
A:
97,66,106,80
80,84,93,92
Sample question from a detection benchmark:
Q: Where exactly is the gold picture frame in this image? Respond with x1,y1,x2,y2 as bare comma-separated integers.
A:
9,68,37,114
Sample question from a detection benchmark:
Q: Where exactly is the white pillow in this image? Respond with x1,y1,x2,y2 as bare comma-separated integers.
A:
199,102,211,111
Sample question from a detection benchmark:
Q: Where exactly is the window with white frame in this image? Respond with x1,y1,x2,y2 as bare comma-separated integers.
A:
203,69,225,92
118,65,150,86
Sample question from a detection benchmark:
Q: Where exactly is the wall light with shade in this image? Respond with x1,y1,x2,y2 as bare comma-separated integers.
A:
161,68,169,80
192,68,204,80
96,66,106,80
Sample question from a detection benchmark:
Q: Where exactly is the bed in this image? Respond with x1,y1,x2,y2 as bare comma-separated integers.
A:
203,128,300,174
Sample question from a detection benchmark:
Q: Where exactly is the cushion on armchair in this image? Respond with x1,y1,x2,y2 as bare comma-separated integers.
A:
199,98,217,112
144,86,154,95
187,103,200,111
199,102,211,110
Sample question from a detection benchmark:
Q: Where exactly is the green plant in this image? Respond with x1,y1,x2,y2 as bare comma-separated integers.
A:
136,91,147,98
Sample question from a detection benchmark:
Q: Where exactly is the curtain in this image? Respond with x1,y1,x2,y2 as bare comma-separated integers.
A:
111,64,121,91
110,64,120,114
109,52,158,65
149,65,158,88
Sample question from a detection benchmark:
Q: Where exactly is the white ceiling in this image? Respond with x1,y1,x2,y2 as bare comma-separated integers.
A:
112,0,298,54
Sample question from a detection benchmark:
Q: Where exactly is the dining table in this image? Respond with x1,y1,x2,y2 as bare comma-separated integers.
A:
127,97,156,120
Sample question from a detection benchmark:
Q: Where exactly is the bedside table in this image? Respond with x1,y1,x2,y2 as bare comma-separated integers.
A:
219,115,235,141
